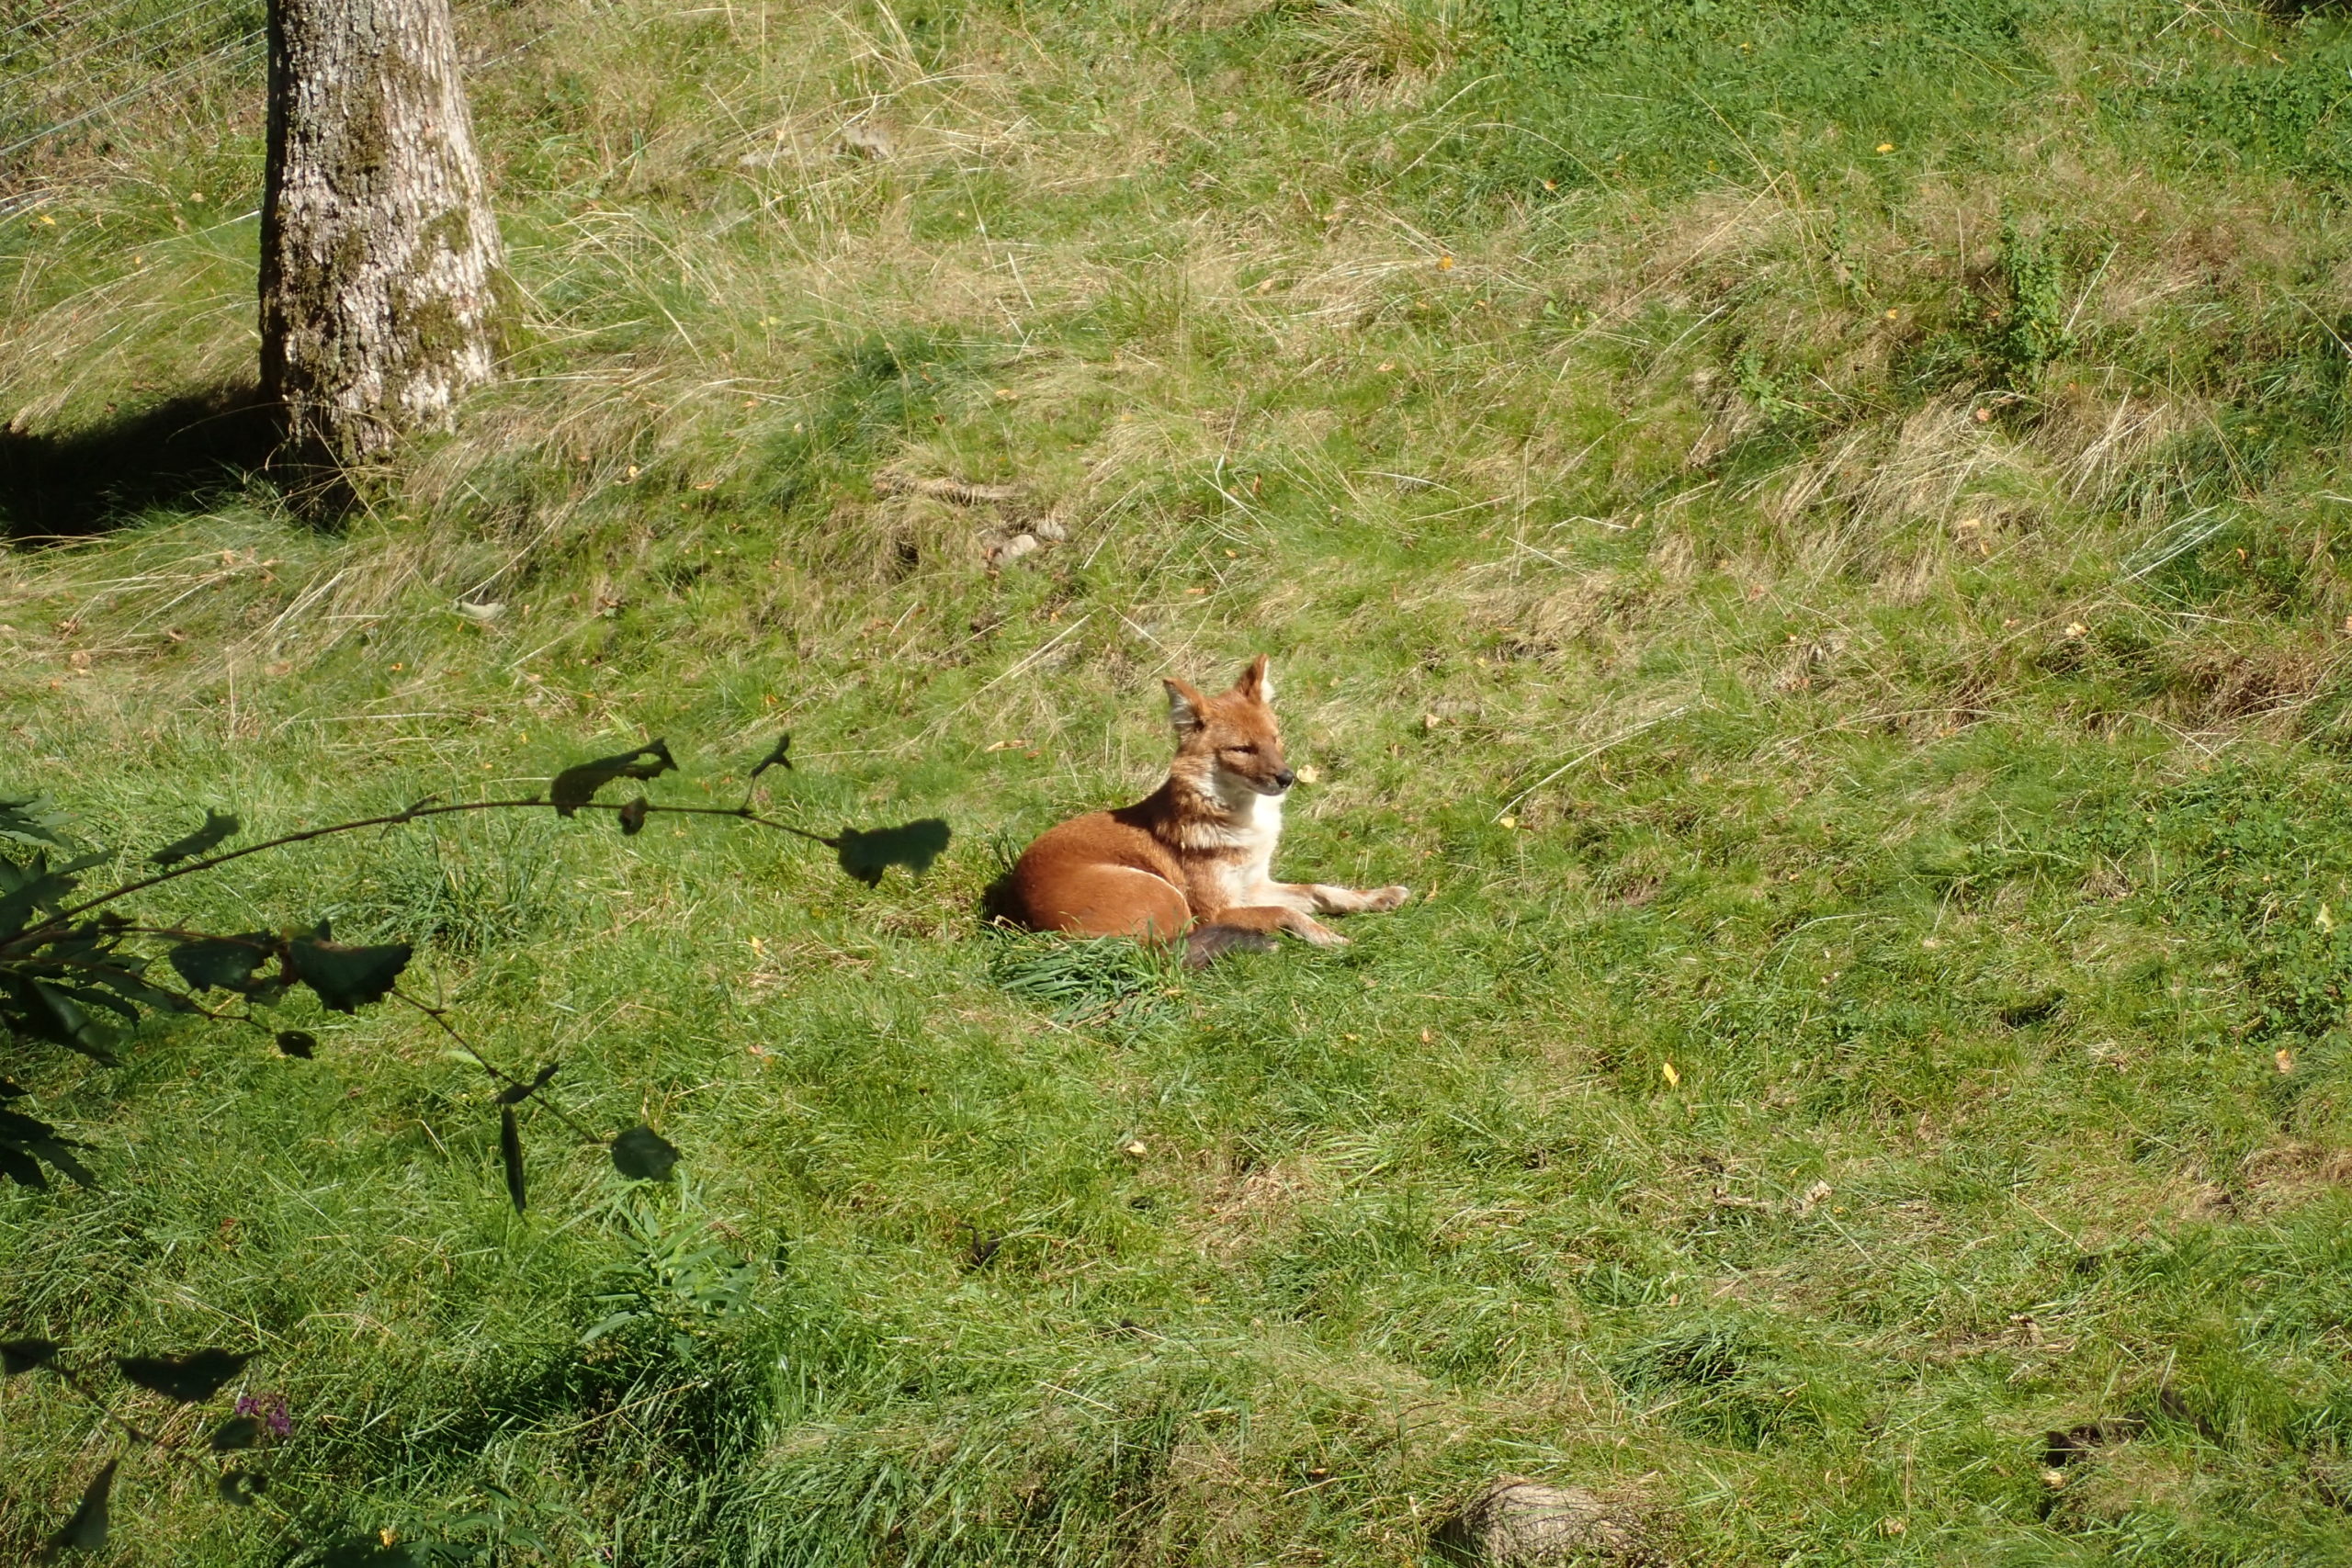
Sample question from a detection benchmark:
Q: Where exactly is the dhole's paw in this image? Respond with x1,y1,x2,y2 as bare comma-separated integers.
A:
1364,885,1411,912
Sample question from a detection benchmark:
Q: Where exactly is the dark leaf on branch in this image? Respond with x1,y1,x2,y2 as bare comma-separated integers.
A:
209,1414,262,1450
288,930,412,1014
168,934,276,994
72,960,194,1019
53,981,137,1024
0,1077,21,1098
6,976,121,1063
833,818,951,886
549,739,676,818
500,1109,526,1214
276,1031,317,1059
611,1125,681,1181
148,808,241,867
749,732,793,781
0,795,74,850
0,852,106,936
494,1062,560,1105
117,1347,251,1403
617,796,649,836
1,1103,97,1189
216,1469,266,1506
318,1539,421,1568
2,1337,61,1375
45,1458,115,1556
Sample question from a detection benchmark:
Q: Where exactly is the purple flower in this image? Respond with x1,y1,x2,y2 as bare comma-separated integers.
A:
235,1391,293,1437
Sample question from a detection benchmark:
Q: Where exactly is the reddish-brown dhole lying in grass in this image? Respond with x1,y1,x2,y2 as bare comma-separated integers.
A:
1003,656,1410,964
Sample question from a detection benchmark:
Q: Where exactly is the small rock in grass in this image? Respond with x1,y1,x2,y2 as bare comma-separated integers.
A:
987,533,1040,567
1432,1479,1657,1566
836,121,894,159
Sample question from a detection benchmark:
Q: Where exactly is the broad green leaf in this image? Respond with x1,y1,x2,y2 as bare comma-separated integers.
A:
209,1414,261,1450
276,1031,317,1058
0,795,74,850
548,739,676,818
611,1125,681,1181
46,1458,115,1555
117,1347,251,1403
499,1108,526,1213
833,818,951,886
1,1337,60,1375
288,931,412,1014
148,809,241,867
167,934,275,993
748,731,793,781
580,1310,641,1344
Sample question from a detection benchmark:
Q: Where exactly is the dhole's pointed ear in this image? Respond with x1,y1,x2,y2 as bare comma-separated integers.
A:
1234,654,1273,705
1164,678,1209,733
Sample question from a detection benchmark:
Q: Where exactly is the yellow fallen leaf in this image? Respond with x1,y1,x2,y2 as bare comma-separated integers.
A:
1497,814,1517,829
1876,142,1894,152
2277,1048,2295,1074
1295,764,1320,784
2064,621,2088,638
1438,256,1455,270
1661,1059,1681,1088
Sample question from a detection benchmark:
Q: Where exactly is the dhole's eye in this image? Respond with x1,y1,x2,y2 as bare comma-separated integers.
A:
1228,744,1258,756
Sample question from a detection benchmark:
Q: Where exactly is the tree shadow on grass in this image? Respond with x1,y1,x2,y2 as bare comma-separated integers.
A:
0,384,284,541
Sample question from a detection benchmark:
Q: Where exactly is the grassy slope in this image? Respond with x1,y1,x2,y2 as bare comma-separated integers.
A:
7,0,2352,1561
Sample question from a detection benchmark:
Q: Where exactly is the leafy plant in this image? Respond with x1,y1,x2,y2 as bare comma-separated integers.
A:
582,1188,763,1359
0,728,948,1193
0,732,949,1553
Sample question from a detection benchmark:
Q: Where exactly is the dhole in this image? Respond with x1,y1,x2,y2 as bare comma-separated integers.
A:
1003,656,1409,962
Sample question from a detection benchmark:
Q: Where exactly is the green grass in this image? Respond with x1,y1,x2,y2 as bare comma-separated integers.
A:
8,0,2352,1561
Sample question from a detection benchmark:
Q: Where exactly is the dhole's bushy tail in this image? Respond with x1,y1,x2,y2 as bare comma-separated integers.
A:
1183,924,1277,968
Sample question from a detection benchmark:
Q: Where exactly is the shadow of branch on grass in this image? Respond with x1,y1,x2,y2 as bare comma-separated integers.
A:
0,384,284,540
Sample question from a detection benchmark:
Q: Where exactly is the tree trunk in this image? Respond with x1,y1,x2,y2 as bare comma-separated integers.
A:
260,0,503,474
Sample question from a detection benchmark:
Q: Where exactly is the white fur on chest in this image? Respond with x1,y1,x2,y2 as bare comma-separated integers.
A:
1203,789,1283,903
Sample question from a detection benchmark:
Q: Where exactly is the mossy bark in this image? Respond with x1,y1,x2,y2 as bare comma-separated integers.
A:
260,0,503,473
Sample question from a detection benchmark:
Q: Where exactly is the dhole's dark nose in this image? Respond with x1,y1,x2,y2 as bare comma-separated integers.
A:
1274,768,1296,791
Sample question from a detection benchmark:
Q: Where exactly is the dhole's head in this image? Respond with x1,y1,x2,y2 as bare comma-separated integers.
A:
1165,655,1294,799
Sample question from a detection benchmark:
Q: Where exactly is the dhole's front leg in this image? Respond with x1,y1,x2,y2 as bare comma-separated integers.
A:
1251,881,1412,917
1209,903,1351,948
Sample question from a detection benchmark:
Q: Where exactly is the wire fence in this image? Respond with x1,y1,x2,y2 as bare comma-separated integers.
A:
0,0,266,175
